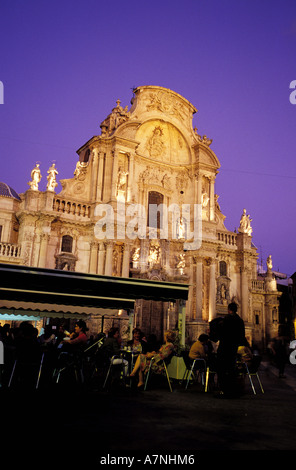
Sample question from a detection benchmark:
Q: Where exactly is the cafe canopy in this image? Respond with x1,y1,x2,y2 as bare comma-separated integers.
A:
0,263,189,325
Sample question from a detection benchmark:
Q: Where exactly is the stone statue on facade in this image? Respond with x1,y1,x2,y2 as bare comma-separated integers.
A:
100,99,130,136
147,126,165,159
201,189,210,208
132,247,140,269
47,163,58,192
74,160,88,179
176,253,186,275
148,240,161,265
267,255,273,271
238,208,252,236
28,163,42,191
177,217,186,239
132,247,140,262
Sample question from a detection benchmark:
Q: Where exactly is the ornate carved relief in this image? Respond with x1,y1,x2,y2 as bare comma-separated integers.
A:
146,126,165,159
145,90,189,123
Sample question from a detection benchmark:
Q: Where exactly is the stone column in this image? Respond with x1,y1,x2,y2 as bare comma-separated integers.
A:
178,300,186,347
208,260,216,322
89,241,98,274
209,176,215,221
195,172,202,205
111,150,119,202
121,243,130,278
97,242,105,275
38,233,50,268
241,268,249,322
195,257,203,321
91,148,99,202
127,152,134,203
104,241,114,276
97,151,104,202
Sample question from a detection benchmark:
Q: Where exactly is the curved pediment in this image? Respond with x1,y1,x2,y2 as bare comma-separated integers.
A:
130,86,197,133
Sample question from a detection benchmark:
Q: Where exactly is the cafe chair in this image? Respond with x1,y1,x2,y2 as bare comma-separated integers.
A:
53,350,84,385
182,351,206,390
205,354,218,392
103,355,127,389
242,355,264,395
8,351,45,390
144,355,173,392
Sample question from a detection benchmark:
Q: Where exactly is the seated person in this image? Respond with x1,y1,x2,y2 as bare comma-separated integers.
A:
101,327,129,377
189,334,209,361
61,320,89,350
129,330,176,388
237,338,253,368
127,328,148,353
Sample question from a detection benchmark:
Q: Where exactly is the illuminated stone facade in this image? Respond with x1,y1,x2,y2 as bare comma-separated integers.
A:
0,86,281,349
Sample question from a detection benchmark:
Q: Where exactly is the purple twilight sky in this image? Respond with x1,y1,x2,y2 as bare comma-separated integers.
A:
0,0,296,276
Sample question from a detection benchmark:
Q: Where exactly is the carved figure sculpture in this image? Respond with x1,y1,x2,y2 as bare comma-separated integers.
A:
148,240,160,264
238,208,252,236
267,255,273,271
47,163,58,192
176,253,186,275
28,163,42,191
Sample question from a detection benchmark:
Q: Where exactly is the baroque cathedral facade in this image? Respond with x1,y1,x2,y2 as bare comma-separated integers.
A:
0,86,280,349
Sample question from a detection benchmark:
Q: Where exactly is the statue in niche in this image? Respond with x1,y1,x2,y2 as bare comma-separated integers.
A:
132,247,140,269
238,208,253,236
201,189,209,207
47,163,58,192
147,126,165,159
28,163,42,191
177,217,186,239
116,166,129,201
148,240,161,265
117,167,128,191
176,253,186,275
132,247,140,261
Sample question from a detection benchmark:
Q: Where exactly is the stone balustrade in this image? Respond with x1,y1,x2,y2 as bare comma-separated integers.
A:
217,231,237,246
0,242,22,259
251,279,265,292
53,198,90,217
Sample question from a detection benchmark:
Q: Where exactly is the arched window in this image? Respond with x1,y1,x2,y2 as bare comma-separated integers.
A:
61,235,73,253
219,260,227,277
147,191,164,229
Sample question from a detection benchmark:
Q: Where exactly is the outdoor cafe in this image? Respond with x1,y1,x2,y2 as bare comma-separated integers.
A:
0,262,189,388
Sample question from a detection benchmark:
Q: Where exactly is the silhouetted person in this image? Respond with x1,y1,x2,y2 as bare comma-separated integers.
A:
216,302,245,397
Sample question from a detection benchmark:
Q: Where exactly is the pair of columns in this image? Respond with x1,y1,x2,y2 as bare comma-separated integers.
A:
194,258,216,322
89,241,130,277
194,258,249,322
91,149,134,203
